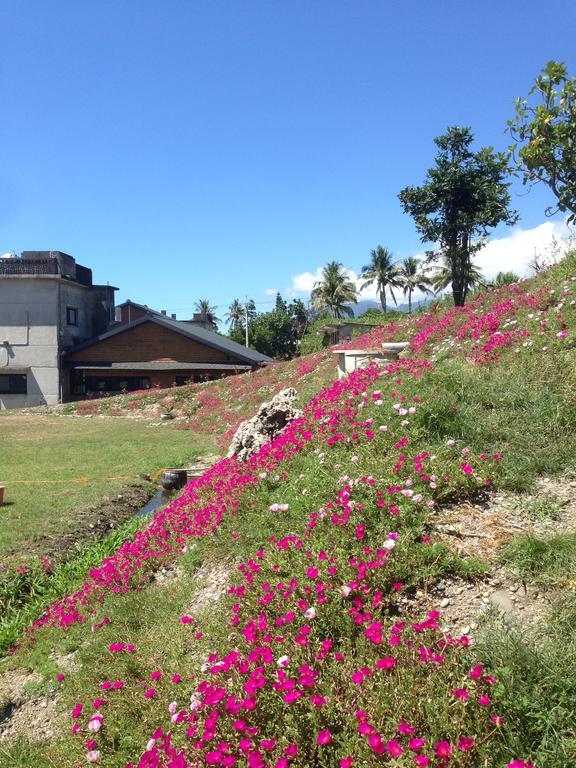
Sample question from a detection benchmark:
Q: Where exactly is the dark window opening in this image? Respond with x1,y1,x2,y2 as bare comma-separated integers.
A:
0,374,27,394
79,375,151,394
66,307,78,326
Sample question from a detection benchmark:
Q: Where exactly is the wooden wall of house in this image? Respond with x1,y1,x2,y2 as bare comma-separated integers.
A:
67,321,234,363
79,369,227,389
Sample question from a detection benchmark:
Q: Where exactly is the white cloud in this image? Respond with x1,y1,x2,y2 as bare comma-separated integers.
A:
287,221,573,305
264,288,278,297
474,220,571,279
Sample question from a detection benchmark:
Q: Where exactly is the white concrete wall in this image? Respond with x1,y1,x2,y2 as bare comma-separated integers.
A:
0,277,61,407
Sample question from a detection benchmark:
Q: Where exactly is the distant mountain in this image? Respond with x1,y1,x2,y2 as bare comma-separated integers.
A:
349,298,430,316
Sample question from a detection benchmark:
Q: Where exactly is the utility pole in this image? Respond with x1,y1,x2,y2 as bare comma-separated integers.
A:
244,296,249,347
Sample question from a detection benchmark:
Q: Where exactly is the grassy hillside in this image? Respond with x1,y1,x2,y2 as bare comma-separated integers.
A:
0,254,574,768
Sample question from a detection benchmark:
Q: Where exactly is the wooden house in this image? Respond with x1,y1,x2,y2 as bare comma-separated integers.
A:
64,313,272,396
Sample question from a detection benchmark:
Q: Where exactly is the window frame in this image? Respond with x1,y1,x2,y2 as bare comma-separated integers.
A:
0,373,28,394
66,306,78,326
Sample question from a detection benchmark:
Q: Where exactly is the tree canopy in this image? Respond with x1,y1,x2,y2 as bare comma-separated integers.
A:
399,126,518,306
310,261,358,318
229,294,310,359
194,298,220,329
360,246,400,312
396,256,433,313
507,61,576,224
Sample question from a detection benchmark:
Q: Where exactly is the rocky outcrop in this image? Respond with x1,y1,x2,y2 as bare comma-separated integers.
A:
227,388,302,462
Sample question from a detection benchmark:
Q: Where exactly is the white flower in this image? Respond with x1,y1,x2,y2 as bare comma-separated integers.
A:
88,715,103,734
269,503,279,512
279,503,289,512
86,752,100,764
379,424,388,432
382,539,396,550
276,655,290,668
340,585,351,597
146,739,156,751
351,455,359,463
168,701,178,714
304,607,316,619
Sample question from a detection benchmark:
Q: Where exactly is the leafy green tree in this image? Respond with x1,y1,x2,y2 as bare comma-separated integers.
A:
311,261,358,318
360,245,400,312
507,61,576,223
275,292,288,313
396,256,433,313
228,297,309,359
289,298,309,340
249,310,296,359
194,298,220,330
399,126,518,306
494,270,520,286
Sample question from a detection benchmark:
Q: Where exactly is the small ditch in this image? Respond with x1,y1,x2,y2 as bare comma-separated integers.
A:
136,488,174,518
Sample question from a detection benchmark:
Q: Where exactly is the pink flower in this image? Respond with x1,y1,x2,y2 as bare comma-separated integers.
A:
469,664,484,680
375,656,397,670
413,757,431,767
434,741,452,759
180,615,194,624
457,736,475,752
451,688,469,702
144,688,156,699
86,751,100,763
88,715,103,734
398,722,416,735
340,758,353,768
408,738,426,751
368,734,385,755
316,729,331,745
385,740,404,757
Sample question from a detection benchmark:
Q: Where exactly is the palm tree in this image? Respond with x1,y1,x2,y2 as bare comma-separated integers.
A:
360,245,401,312
194,298,220,330
397,256,433,313
310,261,358,319
225,299,244,331
430,254,484,297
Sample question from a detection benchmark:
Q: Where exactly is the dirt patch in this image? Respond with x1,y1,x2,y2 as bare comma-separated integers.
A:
186,560,233,615
19,484,154,561
401,476,576,637
0,668,60,745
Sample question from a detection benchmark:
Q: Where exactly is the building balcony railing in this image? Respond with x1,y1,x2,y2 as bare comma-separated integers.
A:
0,257,59,276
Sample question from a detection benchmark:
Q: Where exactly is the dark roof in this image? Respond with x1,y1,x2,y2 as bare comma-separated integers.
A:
65,315,272,366
65,362,252,371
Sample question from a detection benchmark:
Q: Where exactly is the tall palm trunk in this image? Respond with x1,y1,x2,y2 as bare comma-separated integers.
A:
380,289,387,312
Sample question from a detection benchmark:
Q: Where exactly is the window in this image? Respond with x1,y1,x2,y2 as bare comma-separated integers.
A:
66,307,78,326
0,374,27,394
84,376,150,394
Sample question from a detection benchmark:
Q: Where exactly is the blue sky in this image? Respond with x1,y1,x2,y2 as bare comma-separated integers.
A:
2,0,575,317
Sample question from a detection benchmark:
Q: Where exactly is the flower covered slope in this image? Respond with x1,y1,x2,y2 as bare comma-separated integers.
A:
10,256,576,768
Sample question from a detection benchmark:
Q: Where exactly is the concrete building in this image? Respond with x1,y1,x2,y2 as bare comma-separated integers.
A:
0,251,116,408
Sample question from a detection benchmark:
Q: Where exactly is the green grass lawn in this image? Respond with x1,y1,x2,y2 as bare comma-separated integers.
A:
0,414,216,561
